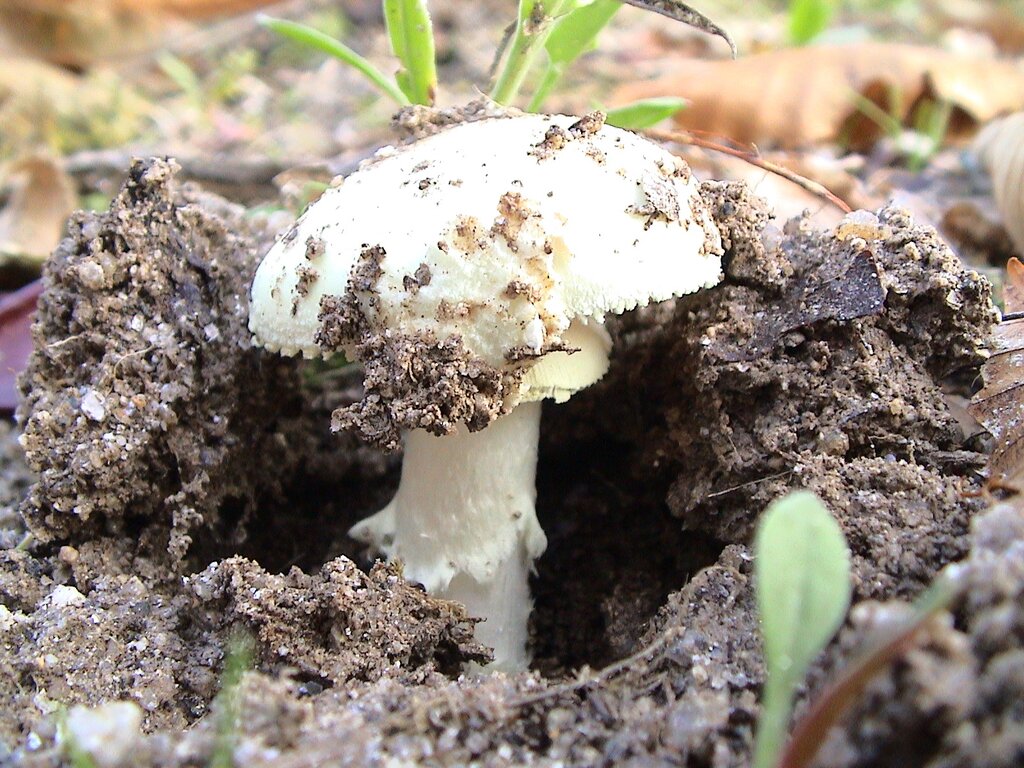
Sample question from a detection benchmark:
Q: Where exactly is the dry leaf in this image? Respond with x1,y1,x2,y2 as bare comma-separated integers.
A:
0,56,77,104
713,249,885,362
0,156,76,266
973,112,1024,255
0,279,41,411
969,257,1024,490
613,43,1024,149
969,321,1024,490
0,0,279,68
1006,256,1024,314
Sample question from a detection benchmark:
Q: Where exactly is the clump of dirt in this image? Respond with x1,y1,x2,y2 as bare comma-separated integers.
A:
188,556,491,683
315,243,517,452
390,98,517,141
0,549,485,750
16,159,312,567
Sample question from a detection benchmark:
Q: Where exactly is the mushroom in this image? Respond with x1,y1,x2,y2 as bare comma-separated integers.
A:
249,111,723,670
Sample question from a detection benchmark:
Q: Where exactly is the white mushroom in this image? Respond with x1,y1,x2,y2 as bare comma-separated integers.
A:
249,112,723,670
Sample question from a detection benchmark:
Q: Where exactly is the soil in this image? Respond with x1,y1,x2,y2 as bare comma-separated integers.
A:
0,138,1016,767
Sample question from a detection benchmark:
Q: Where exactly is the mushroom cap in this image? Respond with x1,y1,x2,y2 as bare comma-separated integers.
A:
250,112,722,404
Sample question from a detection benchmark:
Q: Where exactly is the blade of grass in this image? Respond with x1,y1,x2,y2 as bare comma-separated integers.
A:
383,0,437,105
209,631,256,768
258,15,409,107
527,0,620,111
491,0,574,106
606,97,687,129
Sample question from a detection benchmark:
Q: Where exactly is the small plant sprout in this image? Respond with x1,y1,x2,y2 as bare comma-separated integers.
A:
261,1,732,113
249,112,724,669
752,490,852,768
210,631,255,768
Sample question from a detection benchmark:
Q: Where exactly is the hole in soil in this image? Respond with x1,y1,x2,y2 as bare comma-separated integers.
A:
530,430,724,674
227,466,397,573
213,399,723,674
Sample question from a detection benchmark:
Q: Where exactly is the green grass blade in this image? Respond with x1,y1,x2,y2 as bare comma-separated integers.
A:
752,490,852,768
491,0,574,106
523,0,618,110
383,0,437,105
545,0,620,67
605,97,688,129
258,15,410,106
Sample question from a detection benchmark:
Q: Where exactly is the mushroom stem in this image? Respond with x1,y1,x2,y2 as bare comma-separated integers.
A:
349,400,548,670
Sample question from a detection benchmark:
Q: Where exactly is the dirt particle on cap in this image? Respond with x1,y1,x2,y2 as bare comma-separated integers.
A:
452,216,486,254
403,263,433,295
504,280,542,302
291,264,320,315
305,236,325,261
491,192,537,251
316,244,385,353
627,171,682,229
436,298,475,321
529,125,570,160
568,111,605,137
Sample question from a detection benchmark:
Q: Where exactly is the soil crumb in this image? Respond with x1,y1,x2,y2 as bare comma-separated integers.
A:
390,99,517,142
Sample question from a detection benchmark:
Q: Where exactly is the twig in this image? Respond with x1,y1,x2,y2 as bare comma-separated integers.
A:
645,128,853,214
510,625,683,708
706,470,795,499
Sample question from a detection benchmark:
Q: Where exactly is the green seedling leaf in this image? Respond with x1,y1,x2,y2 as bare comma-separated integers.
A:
605,97,688,129
209,631,256,768
753,490,852,768
258,15,410,107
787,0,833,45
156,52,203,107
383,0,437,105
54,709,99,768
527,0,620,110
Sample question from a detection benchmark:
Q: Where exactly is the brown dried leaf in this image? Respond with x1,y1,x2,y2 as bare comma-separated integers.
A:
0,156,76,266
968,264,1024,490
1006,257,1024,314
713,248,886,362
973,112,1024,255
0,0,278,67
613,43,1024,149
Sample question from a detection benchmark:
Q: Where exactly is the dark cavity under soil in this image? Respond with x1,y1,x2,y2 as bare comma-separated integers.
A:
1,156,1019,768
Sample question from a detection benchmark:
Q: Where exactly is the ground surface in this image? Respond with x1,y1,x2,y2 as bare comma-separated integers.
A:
1,2,1023,767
